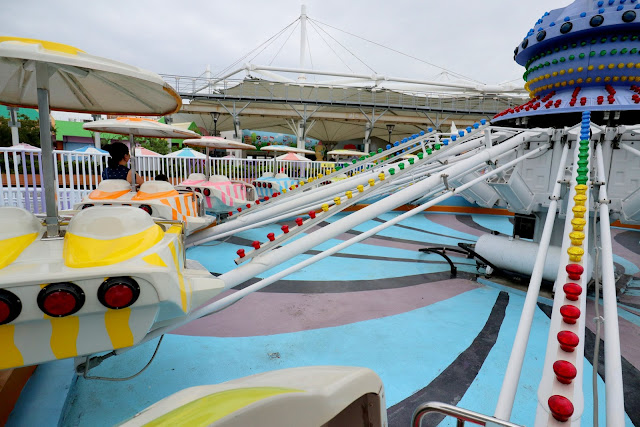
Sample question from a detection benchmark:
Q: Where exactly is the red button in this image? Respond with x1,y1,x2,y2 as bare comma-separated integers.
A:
236,249,245,258
565,264,584,280
295,218,303,226
267,233,275,241
563,283,583,301
553,360,577,384
309,211,316,219
560,305,581,324
252,241,260,250
557,331,579,352
548,395,574,422
281,225,289,233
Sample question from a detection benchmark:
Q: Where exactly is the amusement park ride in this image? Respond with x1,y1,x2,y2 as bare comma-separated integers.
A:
1,0,640,425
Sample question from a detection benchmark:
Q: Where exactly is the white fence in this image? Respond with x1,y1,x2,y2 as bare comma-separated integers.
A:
1,147,346,213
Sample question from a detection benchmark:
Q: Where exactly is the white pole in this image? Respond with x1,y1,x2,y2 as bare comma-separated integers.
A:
494,141,570,420
132,140,547,346
595,143,626,426
298,5,307,82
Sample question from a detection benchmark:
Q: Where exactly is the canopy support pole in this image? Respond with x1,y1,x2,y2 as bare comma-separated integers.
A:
129,133,137,192
36,62,61,238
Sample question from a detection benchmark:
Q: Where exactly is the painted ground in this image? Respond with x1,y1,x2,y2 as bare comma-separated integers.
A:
9,212,640,427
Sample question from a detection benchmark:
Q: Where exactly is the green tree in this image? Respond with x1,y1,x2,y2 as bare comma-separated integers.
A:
99,135,173,155
0,113,47,147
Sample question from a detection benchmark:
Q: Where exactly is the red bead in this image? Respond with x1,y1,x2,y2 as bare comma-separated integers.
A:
236,249,245,258
557,331,579,352
553,360,577,384
264,196,269,201
564,283,582,301
560,305,581,324
566,264,584,280
309,211,316,219
228,212,233,216
273,193,278,197
252,241,261,250
295,217,303,226
237,207,242,212
281,225,289,233
246,204,251,209
255,200,260,205
267,232,275,241
548,395,574,422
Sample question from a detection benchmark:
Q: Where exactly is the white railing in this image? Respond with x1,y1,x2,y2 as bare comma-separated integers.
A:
0,147,346,213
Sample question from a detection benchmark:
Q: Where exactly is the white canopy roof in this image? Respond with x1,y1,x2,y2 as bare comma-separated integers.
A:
0,37,181,116
260,145,315,155
84,117,200,139
183,136,255,150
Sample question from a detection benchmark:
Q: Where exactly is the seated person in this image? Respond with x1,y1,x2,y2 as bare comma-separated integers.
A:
155,173,169,182
102,142,144,185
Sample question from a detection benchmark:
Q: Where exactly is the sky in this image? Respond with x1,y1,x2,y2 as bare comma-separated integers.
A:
5,0,568,88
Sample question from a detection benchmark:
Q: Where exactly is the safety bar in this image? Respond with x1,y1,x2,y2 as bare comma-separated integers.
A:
412,402,523,427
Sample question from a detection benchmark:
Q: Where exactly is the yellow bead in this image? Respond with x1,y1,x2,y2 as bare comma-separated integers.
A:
282,189,287,193
572,218,586,231
560,69,566,75
308,177,314,182
574,194,587,206
604,76,611,82
636,63,640,68
568,246,584,262
334,197,341,206
577,67,584,72
622,76,628,81
318,173,323,178
586,78,593,83
577,78,584,83
568,68,574,74
596,77,602,82
552,71,558,77
572,205,587,218
346,191,352,199
569,231,585,246
569,80,575,85
378,173,386,181
368,179,375,187
613,76,620,82
598,65,605,70
608,64,615,70
357,185,364,193
588,65,594,71
300,181,305,186
561,81,567,87
321,203,329,212
574,184,588,195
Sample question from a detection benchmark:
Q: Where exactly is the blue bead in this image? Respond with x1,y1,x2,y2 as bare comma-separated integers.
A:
402,138,408,143
443,139,449,145
636,3,640,7
466,127,472,133
618,5,624,9
394,142,400,146
386,145,391,149
428,127,433,132
473,123,480,129
481,119,487,125
451,135,457,141
598,0,604,5
419,131,425,136
600,8,605,12
564,16,570,21
458,131,465,137
550,22,556,26
609,0,615,4
621,0,627,3
580,12,587,17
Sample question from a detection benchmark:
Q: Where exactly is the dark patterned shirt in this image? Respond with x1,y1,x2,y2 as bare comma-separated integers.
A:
102,165,129,180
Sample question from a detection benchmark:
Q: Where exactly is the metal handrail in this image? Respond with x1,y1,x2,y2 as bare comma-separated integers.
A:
412,402,523,427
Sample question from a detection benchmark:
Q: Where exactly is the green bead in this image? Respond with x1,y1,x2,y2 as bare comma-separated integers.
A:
632,48,638,54
352,159,357,164
359,156,366,161
336,166,342,171
572,43,577,48
434,144,441,150
581,41,587,46
633,35,639,41
554,48,560,53
590,39,597,44
578,159,589,168
560,57,566,62
577,167,589,175
621,48,628,54
579,147,589,154
590,51,596,57
408,158,415,165
377,148,383,153
569,55,575,60
579,53,585,59
611,49,618,55
563,45,569,50
389,168,395,175
369,152,375,157
600,50,607,56
545,61,550,67
622,36,629,41
399,163,405,170
612,36,618,42
426,148,433,155
578,153,589,161
577,176,588,185
601,37,607,43
417,152,424,160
